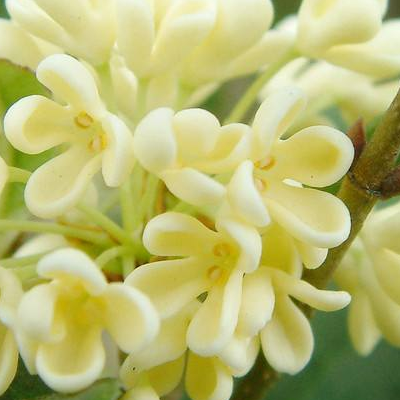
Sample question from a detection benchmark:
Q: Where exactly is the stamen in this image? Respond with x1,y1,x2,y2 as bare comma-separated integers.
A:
255,178,267,192
88,133,108,152
207,266,223,281
75,112,94,129
255,156,275,171
213,243,231,258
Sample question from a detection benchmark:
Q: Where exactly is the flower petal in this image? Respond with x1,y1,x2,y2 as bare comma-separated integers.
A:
4,95,73,154
252,88,307,160
294,240,328,270
104,283,159,354
187,269,243,356
261,294,313,375
162,168,226,206
0,328,18,395
133,108,177,174
25,146,102,218
227,161,270,227
126,258,209,318
236,268,274,337
37,248,107,295
36,323,105,393
266,182,351,248
186,353,233,400
36,54,103,116
348,291,381,356
273,126,354,187
143,212,218,257
101,113,135,187
0,267,23,326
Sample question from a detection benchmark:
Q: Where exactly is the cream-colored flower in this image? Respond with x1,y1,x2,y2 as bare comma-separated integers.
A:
235,223,350,374
126,212,261,356
4,54,135,219
262,58,399,128
226,87,353,249
0,268,23,395
296,0,400,79
133,107,250,206
6,0,116,65
0,18,56,69
335,203,400,355
16,248,159,393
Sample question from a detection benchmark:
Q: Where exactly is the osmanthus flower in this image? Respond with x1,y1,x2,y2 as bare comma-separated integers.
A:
0,268,24,395
16,248,159,393
133,107,251,206
227,87,354,250
120,303,257,400
233,223,351,374
295,0,400,79
6,0,116,66
334,204,400,356
126,211,262,356
262,58,398,129
4,53,135,219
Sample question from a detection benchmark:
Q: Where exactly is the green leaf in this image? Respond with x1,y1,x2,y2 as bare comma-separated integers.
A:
3,362,123,400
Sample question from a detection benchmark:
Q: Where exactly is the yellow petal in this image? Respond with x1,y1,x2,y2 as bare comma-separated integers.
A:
266,182,351,248
143,212,218,257
0,329,18,395
273,125,354,187
185,353,233,400
261,294,313,375
25,146,102,218
126,258,209,318
294,240,328,270
104,283,159,354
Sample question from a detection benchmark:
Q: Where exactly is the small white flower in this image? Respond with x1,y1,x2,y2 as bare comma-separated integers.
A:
4,54,135,218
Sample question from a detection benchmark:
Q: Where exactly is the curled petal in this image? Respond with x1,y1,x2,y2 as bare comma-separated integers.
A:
104,283,159,354
186,353,233,400
0,329,18,395
143,212,218,257
36,324,105,393
37,54,103,116
236,268,274,337
38,248,107,295
298,0,385,55
101,113,135,187
187,269,243,356
25,146,102,219
266,182,351,248
227,161,270,227
0,267,23,326
261,295,313,375
122,384,159,400
126,258,209,318
294,240,328,270
4,95,72,154
217,218,262,273
133,108,177,174
252,88,307,159
348,291,381,356
162,168,226,206
273,126,354,187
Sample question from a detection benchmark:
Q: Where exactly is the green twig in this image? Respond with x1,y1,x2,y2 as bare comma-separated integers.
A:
95,246,133,269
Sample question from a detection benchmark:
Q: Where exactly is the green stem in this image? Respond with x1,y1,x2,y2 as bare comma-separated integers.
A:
224,50,297,124
0,219,113,246
233,88,400,400
0,251,48,268
120,179,136,233
8,167,31,183
95,246,133,269
122,256,136,278
138,174,159,223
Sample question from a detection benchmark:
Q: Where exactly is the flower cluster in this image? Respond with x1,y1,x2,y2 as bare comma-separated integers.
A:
0,0,398,399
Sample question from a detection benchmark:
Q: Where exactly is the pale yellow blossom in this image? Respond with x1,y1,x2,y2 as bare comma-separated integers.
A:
335,203,400,355
4,54,135,218
126,212,261,356
16,248,159,393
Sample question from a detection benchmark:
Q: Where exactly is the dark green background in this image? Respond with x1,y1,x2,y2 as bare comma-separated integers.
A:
0,1,399,400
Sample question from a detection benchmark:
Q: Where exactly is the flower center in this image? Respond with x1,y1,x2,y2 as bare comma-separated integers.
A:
213,243,231,258
74,112,94,129
207,265,223,281
255,156,275,171
255,178,267,192
88,133,108,152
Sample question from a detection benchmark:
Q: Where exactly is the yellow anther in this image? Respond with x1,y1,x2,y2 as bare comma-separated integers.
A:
213,243,231,258
207,266,223,281
255,178,267,192
255,156,275,171
75,112,94,129
88,133,108,153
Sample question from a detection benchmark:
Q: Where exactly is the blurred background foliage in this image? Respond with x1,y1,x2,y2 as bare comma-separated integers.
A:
0,0,399,399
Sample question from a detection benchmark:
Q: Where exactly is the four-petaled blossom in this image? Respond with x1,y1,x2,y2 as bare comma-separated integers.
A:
335,203,400,355
4,54,135,219
16,248,159,393
126,212,261,356
227,88,353,250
